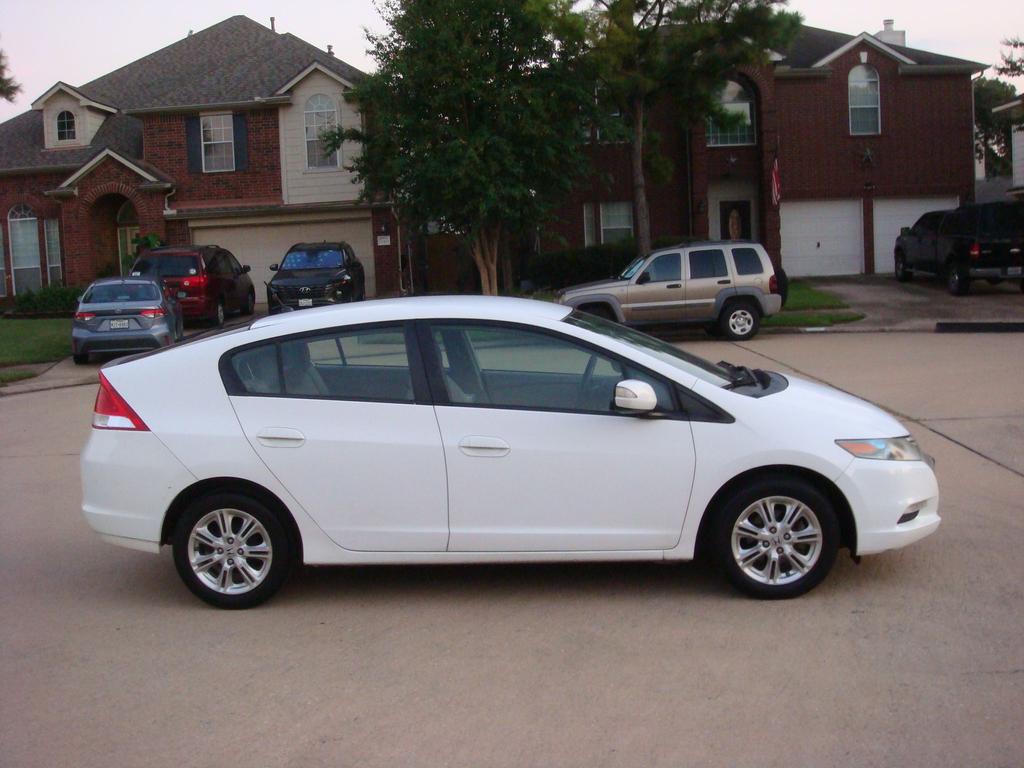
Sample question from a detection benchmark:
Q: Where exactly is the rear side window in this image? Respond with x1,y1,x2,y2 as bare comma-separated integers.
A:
689,249,728,279
731,247,764,275
230,345,282,395
132,255,200,277
940,209,978,237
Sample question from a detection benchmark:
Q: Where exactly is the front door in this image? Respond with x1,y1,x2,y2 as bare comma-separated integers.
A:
683,247,734,321
622,251,684,324
228,323,449,551
117,226,139,276
719,201,753,240
424,321,695,552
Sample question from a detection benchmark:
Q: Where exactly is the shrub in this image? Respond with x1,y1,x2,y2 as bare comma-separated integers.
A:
525,235,696,290
13,285,84,314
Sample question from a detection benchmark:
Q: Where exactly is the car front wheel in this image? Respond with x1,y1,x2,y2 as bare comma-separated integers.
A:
719,300,761,341
715,477,839,599
172,493,292,609
894,252,911,282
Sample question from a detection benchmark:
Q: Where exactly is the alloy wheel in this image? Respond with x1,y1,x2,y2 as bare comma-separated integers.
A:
730,496,822,586
187,508,273,595
728,309,755,337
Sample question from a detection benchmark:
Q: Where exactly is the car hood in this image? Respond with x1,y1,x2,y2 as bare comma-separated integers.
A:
269,268,349,286
760,374,907,439
560,277,628,297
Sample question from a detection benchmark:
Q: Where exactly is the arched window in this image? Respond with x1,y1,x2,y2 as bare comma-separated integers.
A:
56,110,76,141
8,204,42,294
304,94,339,168
848,65,880,135
707,80,756,147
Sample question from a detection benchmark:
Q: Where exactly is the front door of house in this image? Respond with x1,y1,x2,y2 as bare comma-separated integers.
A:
117,226,139,275
719,201,752,240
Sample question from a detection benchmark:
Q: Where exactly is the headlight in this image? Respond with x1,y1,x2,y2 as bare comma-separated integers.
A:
836,436,923,461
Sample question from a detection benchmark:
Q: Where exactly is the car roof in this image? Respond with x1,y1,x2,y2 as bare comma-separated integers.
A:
250,295,571,333
651,240,764,252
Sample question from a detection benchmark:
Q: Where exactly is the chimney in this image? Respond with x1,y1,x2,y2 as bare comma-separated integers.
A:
270,16,276,32
875,19,906,47
327,44,334,56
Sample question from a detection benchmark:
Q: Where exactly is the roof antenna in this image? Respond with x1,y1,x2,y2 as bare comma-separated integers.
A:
270,16,276,32
327,44,334,56
187,30,193,37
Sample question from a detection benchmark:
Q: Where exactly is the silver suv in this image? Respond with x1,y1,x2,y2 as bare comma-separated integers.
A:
555,241,785,340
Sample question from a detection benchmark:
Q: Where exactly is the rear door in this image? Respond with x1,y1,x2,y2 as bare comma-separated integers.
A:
683,248,734,320
226,323,449,552
623,252,683,324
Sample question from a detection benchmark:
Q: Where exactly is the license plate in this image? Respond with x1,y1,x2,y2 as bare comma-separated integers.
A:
177,291,187,298
1008,266,1022,277
298,298,313,307
109,319,130,330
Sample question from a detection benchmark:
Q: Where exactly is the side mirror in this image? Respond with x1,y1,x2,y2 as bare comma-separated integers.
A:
614,379,658,413
900,227,911,236
636,271,651,285
269,263,279,272
241,264,251,274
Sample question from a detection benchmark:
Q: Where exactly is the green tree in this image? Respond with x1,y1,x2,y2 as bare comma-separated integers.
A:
996,37,1023,79
974,77,1018,177
325,0,597,295
0,47,20,102
585,0,800,257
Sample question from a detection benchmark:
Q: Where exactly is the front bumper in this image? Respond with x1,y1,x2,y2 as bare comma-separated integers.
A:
836,456,940,555
266,291,355,314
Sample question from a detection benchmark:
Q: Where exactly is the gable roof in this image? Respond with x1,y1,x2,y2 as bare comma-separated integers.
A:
30,82,118,113
0,111,142,174
781,25,985,70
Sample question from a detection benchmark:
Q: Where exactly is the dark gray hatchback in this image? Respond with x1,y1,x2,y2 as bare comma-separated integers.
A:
72,278,184,364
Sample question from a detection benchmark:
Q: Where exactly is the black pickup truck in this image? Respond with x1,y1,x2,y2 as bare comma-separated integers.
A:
894,201,1023,295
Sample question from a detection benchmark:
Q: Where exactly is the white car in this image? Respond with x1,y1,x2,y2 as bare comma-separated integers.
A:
81,296,940,608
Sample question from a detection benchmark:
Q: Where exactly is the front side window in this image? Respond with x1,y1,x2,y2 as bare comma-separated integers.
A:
689,249,728,279
56,110,76,141
707,81,755,147
731,247,764,275
642,253,681,283
848,65,880,135
430,323,672,413
201,114,235,172
600,202,633,243
305,94,339,168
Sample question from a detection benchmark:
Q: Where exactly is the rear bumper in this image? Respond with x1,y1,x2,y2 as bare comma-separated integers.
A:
73,327,171,355
761,294,783,316
836,457,940,555
177,296,215,318
968,266,1023,279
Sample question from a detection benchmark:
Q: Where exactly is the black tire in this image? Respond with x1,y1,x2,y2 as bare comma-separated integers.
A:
580,303,616,321
705,323,722,338
212,298,226,326
946,261,970,296
894,251,911,282
172,492,293,609
242,289,256,315
718,299,761,341
714,476,839,599
73,353,89,365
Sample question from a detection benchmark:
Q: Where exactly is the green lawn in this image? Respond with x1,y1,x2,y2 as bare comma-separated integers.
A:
0,368,37,386
764,311,864,328
0,319,72,366
784,281,848,311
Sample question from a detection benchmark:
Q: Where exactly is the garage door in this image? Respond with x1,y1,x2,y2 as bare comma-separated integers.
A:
780,200,863,276
192,217,376,302
872,197,958,273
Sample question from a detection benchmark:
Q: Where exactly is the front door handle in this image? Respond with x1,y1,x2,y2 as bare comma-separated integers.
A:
458,436,510,458
717,279,731,285
256,427,305,447
666,283,681,289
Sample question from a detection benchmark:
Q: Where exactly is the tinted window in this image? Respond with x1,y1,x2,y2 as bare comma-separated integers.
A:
131,255,200,277
731,247,764,275
980,204,1024,238
281,249,345,270
225,252,242,272
431,324,672,413
204,252,227,274
914,213,942,234
940,209,978,237
84,282,161,303
689,249,728,279
642,253,681,282
230,345,282,395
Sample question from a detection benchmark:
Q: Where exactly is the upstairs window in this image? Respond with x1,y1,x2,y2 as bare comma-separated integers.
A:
305,94,339,168
848,65,880,135
56,110,76,141
201,114,235,172
707,81,755,146
600,202,633,243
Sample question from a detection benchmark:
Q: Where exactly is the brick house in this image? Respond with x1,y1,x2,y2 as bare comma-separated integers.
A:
547,21,985,277
0,16,401,306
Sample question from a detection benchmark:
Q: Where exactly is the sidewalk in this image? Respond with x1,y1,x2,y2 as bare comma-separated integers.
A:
0,357,99,396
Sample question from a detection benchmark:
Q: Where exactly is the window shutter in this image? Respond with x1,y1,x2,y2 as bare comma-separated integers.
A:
233,113,248,171
185,117,202,173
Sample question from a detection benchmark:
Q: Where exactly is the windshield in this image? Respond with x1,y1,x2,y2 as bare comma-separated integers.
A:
281,249,345,270
619,257,646,280
566,311,732,387
131,255,200,277
84,283,161,303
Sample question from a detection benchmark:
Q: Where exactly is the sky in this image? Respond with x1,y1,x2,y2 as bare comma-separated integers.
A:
1,0,1022,123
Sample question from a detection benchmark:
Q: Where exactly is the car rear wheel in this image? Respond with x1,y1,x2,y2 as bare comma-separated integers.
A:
894,252,911,282
946,262,970,296
73,353,89,365
715,477,839,599
172,493,292,609
242,289,256,315
719,300,761,341
213,299,226,326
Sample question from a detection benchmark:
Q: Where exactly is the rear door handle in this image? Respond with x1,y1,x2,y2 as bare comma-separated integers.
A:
717,279,731,285
458,436,510,458
256,427,305,447
666,283,681,289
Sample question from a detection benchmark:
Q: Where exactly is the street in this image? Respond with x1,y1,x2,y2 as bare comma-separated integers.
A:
1,331,1022,767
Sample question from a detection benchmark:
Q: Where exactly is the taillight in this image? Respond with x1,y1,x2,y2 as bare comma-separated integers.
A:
140,308,165,318
183,274,207,292
768,274,779,294
969,242,981,260
75,311,96,321
92,372,149,431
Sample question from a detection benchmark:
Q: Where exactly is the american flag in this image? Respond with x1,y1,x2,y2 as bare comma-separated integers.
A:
770,156,782,207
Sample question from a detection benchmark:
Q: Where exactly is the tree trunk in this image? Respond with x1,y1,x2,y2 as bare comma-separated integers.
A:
500,230,515,294
470,225,501,295
630,95,652,258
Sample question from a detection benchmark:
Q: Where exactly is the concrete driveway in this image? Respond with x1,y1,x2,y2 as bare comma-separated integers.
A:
1,332,1021,767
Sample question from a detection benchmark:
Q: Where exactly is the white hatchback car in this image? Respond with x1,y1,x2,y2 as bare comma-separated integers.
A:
81,296,940,608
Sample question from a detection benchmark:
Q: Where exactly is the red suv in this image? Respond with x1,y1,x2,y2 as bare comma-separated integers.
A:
130,246,256,325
